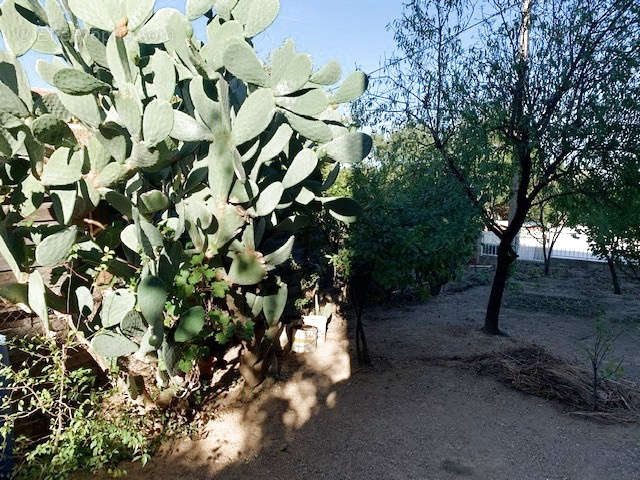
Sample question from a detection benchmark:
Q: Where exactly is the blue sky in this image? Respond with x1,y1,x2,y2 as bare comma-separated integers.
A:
4,0,404,88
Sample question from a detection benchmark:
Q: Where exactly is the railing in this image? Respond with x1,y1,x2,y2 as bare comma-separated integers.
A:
480,229,605,263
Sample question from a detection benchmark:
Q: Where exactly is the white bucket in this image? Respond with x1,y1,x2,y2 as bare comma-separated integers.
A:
292,325,317,353
303,315,328,345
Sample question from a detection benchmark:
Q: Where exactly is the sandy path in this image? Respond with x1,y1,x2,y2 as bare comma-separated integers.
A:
123,262,640,479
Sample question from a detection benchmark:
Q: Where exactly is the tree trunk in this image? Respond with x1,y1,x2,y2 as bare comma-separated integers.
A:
484,239,517,335
544,257,551,276
607,257,622,295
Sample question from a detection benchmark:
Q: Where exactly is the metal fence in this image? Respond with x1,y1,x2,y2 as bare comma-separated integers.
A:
480,228,605,263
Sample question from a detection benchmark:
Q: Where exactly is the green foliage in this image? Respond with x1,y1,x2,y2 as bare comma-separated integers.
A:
565,155,640,267
334,128,482,295
0,335,152,480
0,0,369,470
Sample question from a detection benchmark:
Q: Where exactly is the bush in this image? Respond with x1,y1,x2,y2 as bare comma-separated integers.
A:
0,334,153,479
332,128,482,297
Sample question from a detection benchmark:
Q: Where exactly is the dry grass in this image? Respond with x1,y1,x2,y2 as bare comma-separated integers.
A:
471,347,640,423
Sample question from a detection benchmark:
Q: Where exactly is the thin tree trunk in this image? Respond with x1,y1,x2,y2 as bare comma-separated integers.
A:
607,256,622,295
349,282,371,366
542,227,551,276
544,257,551,276
484,239,516,335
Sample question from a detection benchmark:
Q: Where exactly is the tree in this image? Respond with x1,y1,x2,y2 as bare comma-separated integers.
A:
524,185,569,276
566,158,640,295
365,0,640,333
337,127,481,296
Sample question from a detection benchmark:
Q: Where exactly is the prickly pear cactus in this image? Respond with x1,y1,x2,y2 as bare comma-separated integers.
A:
0,0,371,391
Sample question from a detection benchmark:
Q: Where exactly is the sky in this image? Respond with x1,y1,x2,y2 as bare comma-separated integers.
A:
3,0,404,88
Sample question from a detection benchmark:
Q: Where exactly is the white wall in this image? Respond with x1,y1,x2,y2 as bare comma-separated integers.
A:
481,227,604,263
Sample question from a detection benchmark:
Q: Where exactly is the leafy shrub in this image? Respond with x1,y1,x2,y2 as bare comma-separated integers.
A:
332,128,482,297
0,334,153,480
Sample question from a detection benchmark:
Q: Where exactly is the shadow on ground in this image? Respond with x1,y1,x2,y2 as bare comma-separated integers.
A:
122,261,640,480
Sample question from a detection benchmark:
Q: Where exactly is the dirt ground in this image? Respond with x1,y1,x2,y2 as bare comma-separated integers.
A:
124,260,640,480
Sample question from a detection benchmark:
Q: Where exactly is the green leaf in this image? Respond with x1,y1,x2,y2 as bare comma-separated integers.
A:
283,111,332,144
190,75,225,133
45,0,71,41
114,87,143,138
0,283,28,307
202,19,244,71
146,50,176,101
0,0,38,56
35,58,63,86
120,224,140,252
106,33,138,88
263,282,287,326
32,114,76,147
75,286,93,317
251,123,292,180
33,28,61,55
310,60,342,85
232,88,275,146
243,0,279,37
94,162,128,188
35,226,77,266
21,0,48,25
0,224,25,282
207,137,240,204
245,292,263,317
269,40,312,95
255,181,283,216
51,186,77,224
28,270,49,331
67,0,117,31
186,0,213,20
264,236,294,267
105,190,133,216
214,0,238,20
321,132,373,164
92,331,139,359
140,190,169,213
58,92,102,127
322,162,340,191
41,147,84,186
0,83,29,117
143,99,174,146
331,71,368,104
171,111,213,142
137,275,167,323
125,0,155,30
134,8,177,44
101,289,136,328
121,310,147,338
295,186,315,205
174,306,205,342
282,148,318,189
228,251,266,286
276,89,329,116
213,204,245,247
324,197,362,224
223,39,267,86
53,68,110,95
